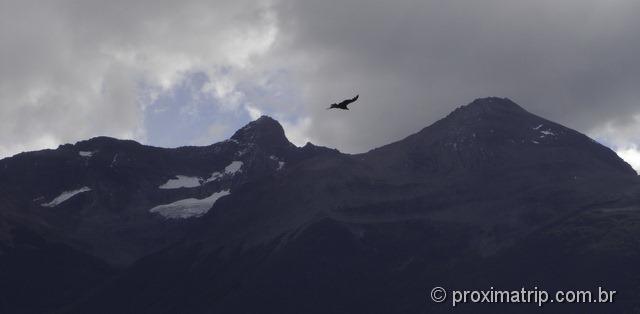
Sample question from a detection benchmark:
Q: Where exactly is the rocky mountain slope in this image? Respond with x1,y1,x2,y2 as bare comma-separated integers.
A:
1,97,639,313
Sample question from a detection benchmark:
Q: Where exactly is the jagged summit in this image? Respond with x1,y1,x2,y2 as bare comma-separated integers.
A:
231,115,293,149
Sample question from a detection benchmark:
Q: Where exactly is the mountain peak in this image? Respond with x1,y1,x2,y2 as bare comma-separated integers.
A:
366,97,636,177
230,115,292,148
469,96,521,108
447,97,527,120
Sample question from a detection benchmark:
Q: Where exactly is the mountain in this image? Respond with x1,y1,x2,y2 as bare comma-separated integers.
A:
1,97,640,313
364,97,633,177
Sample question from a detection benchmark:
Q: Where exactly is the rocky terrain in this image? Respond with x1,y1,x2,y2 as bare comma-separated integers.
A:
1,97,639,313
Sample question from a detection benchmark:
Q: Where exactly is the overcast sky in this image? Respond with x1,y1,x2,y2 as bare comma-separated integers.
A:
1,0,640,170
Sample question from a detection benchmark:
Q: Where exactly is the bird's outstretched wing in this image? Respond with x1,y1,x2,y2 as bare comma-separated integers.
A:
339,94,359,106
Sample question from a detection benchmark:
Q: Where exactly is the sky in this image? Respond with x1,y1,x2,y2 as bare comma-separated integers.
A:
1,0,640,171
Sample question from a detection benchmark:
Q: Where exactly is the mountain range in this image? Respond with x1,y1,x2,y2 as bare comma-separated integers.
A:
1,97,640,313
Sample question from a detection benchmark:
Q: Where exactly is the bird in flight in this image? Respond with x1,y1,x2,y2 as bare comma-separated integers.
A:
327,94,359,110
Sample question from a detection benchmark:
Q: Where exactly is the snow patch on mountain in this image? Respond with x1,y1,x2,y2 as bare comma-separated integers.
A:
159,175,202,189
533,124,556,139
540,130,555,137
149,190,231,219
225,161,243,174
269,155,285,170
42,187,91,207
204,171,223,183
110,154,118,168
78,151,95,157
159,161,243,189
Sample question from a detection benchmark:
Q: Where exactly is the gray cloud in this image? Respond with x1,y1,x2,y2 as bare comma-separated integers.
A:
2,0,640,169
0,0,277,156
271,0,640,155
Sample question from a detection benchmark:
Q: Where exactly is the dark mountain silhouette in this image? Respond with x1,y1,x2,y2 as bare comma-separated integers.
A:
1,97,640,313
